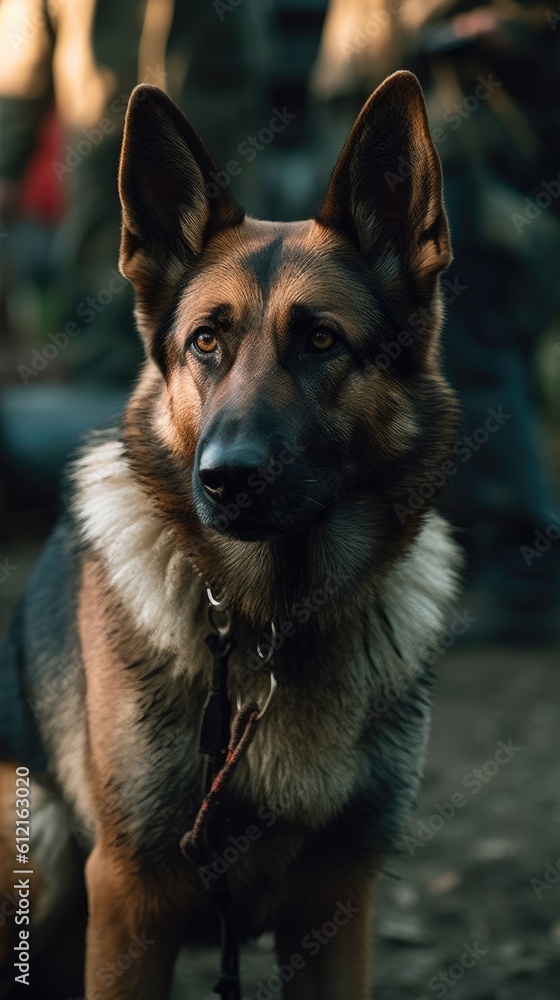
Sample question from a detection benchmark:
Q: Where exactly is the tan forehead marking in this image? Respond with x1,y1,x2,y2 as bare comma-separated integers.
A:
175,217,377,339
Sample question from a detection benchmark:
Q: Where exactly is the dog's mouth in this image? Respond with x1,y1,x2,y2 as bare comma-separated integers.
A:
191,454,340,542
214,520,317,542
201,506,328,542
192,480,332,542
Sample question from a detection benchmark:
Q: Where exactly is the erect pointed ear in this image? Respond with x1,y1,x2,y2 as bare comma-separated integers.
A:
316,71,451,302
118,85,244,337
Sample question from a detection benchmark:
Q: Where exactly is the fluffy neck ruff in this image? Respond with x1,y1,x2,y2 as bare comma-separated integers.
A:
72,433,461,676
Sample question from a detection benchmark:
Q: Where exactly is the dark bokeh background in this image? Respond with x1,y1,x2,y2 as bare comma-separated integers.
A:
0,1,559,997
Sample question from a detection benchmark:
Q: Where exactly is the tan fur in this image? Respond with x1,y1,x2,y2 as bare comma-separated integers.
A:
0,762,18,968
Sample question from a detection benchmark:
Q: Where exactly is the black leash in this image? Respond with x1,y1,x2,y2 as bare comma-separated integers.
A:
214,882,241,999
200,631,237,787
198,628,241,1000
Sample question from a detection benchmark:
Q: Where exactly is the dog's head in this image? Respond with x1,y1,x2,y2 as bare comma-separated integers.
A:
119,72,458,623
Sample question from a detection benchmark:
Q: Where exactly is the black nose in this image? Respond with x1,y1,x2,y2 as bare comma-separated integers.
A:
198,443,271,505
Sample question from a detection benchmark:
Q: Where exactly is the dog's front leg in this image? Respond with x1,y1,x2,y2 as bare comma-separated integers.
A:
84,844,181,1000
275,870,376,1000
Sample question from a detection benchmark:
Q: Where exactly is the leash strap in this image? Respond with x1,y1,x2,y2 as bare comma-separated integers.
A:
215,886,241,1000
180,703,261,865
181,703,261,1000
181,588,277,1000
199,632,238,768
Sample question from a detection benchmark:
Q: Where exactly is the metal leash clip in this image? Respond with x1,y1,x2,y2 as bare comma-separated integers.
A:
237,621,278,721
206,586,235,639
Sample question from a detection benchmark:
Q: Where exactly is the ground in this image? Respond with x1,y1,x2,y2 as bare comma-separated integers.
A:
1,546,559,999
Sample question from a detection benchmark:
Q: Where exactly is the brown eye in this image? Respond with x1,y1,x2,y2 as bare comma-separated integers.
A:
193,329,218,354
309,328,336,352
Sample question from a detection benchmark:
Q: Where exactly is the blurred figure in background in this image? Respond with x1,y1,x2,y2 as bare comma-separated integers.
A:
312,0,560,643
0,0,272,382
0,0,273,513
0,0,330,518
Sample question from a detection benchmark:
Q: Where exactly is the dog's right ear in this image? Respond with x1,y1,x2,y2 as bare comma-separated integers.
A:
118,85,243,337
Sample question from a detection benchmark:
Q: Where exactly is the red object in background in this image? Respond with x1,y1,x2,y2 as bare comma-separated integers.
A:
19,108,66,225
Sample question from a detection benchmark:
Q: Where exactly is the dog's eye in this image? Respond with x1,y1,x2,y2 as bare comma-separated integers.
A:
193,329,218,354
308,328,337,353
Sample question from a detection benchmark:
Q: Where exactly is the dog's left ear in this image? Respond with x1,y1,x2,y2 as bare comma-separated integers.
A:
118,85,244,337
317,71,450,300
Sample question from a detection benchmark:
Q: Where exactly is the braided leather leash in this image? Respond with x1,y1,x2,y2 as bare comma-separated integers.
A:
180,702,261,867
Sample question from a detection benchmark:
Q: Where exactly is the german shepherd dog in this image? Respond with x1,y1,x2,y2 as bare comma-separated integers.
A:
0,71,460,998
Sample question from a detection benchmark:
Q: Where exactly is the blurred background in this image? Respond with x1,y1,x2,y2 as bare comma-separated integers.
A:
0,1,559,998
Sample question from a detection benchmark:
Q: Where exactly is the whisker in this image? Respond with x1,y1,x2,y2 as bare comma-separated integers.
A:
288,490,327,510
